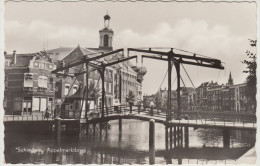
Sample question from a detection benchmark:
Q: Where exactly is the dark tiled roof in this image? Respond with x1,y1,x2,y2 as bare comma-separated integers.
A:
5,53,34,67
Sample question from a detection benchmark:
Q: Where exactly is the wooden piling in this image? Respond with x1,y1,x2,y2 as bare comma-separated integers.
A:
223,129,230,148
119,118,122,133
165,125,169,151
54,118,61,139
149,119,155,164
170,127,172,150
184,126,189,148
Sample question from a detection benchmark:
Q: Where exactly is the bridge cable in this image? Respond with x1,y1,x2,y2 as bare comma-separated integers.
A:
180,75,204,124
56,64,84,118
180,64,204,123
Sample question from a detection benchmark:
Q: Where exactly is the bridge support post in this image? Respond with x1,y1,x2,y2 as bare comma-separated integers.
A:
119,118,122,133
184,126,189,148
149,119,155,164
181,126,183,147
223,129,230,148
165,125,169,151
99,123,102,137
170,127,173,150
54,118,61,139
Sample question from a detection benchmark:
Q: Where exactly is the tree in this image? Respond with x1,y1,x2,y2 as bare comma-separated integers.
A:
242,39,257,112
88,82,100,109
126,90,135,113
154,94,162,114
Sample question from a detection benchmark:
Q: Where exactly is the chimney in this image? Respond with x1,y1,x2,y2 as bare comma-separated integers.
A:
13,50,16,65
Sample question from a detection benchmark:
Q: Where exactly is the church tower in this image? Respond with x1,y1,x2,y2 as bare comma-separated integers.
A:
227,71,234,86
99,13,114,51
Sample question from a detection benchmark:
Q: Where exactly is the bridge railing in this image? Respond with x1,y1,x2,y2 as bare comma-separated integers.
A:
3,114,54,121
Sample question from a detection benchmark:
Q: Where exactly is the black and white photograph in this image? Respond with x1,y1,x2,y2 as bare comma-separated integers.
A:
0,0,258,165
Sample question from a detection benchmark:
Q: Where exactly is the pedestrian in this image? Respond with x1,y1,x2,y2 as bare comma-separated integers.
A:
149,100,155,116
53,108,57,119
44,107,50,119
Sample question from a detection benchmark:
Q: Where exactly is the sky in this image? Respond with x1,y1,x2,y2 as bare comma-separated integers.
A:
4,1,257,95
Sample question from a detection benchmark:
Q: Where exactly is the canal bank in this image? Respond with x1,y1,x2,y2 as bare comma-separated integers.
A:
236,146,256,164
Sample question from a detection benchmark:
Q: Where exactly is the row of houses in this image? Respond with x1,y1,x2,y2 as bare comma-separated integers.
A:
4,14,147,117
145,72,253,113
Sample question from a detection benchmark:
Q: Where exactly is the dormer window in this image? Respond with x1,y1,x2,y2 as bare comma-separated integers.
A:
39,63,45,69
34,62,39,67
5,60,10,67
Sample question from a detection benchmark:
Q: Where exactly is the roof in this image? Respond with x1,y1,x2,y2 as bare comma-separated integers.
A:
67,85,95,100
48,46,139,75
5,52,52,67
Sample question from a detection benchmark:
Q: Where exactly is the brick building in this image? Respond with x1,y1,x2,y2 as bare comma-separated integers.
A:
4,51,56,115
46,14,146,114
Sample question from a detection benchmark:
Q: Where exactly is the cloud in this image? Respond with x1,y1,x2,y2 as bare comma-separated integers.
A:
5,20,98,53
114,19,250,94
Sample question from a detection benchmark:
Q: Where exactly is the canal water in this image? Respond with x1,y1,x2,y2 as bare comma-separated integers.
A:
4,119,255,164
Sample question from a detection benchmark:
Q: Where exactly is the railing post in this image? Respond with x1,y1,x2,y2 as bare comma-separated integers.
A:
149,119,155,165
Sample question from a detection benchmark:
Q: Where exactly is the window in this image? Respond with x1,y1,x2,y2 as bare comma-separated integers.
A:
104,34,109,47
109,83,112,93
4,75,8,90
65,84,70,95
5,60,10,67
14,97,22,112
23,101,32,113
105,70,107,77
49,83,54,91
48,64,53,69
73,86,78,94
39,63,45,69
104,82,107,92
109,71,112,78
38,76,47,88
24,73,34,88
34,62,39,67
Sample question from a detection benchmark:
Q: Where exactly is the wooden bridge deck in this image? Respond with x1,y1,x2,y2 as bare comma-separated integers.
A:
85,111,256,131
4,109,256,131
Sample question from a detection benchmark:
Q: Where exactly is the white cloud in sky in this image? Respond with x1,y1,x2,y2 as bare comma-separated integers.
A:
5,20,98,53
114,19,250,94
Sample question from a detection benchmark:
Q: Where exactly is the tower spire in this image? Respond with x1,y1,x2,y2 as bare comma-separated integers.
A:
99,13,114,51
228,71,234,85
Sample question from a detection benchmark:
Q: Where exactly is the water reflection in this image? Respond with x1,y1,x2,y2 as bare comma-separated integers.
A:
5,119,255,164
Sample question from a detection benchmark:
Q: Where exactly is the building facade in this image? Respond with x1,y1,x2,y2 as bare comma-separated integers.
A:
4,51,56,115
